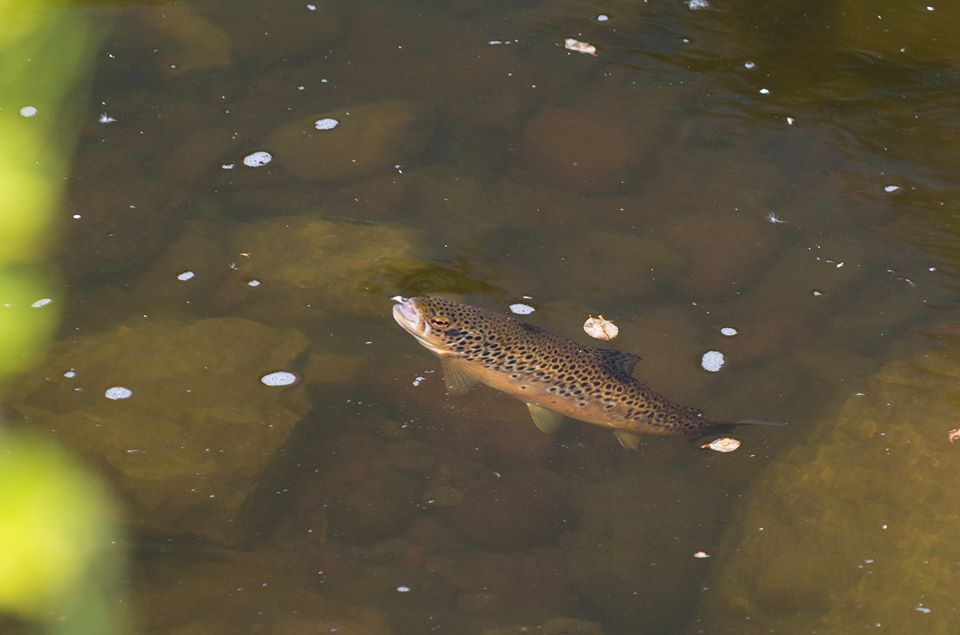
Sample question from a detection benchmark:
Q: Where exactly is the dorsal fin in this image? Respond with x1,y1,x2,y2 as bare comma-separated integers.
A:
593,349,640,378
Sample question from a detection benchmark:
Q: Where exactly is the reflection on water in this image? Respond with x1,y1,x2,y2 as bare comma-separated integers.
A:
3,0,960,632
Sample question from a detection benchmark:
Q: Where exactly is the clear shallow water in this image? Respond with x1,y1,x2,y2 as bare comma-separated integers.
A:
5,0,960,633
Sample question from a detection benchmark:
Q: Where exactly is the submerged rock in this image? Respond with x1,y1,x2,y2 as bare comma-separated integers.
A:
9,318,311,544
136,555,391,634
446,469,574,551
326,465,423,543
122,1,339,74
520,106,646,192
695,323,960,633
567,469,731,633
222,214,422,320
659,212,779,299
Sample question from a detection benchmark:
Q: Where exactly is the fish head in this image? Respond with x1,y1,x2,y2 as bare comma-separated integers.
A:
392,296,483,356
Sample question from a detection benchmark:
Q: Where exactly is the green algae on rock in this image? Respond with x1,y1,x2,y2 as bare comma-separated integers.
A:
695,323,960,633
8,318,311,545
224,214,423,319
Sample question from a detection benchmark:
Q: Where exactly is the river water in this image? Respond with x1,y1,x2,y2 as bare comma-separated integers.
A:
6,1,960,633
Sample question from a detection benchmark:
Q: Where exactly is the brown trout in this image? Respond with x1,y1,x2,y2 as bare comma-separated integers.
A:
393,296,775,448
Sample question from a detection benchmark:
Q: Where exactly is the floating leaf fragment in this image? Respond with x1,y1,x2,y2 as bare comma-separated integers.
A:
583,314,618,340
701,437,741,453
564,38,598,57
948,428,960,443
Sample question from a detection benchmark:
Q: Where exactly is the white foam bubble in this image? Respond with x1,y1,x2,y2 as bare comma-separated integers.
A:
30,298,53,308
261,371,297,387
701,350,725,372
243,151,273,167
596,13,609,22
314,117,339,130
247,279,261,287
176,271,195,281
64,369,77,379
20,106,38,118
884,184,900,193
509,303,535,315
688,0,710,10
720,327,737,337
105,386,133,400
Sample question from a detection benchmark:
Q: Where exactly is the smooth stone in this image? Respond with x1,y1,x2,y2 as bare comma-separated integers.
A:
7,318,311,544
696,323,960,633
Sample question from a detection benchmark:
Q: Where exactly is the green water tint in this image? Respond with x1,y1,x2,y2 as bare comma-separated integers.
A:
3,0,960,632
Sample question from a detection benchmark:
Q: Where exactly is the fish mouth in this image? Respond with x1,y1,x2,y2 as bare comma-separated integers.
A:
392,297,427,337
393,296,449,355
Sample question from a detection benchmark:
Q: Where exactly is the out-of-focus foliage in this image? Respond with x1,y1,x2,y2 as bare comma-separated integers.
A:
1,2,126,634
0,433,126,633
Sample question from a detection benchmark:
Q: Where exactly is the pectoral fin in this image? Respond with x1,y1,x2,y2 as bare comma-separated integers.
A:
614,430,641,450
440,357,481,396
526,403,564,434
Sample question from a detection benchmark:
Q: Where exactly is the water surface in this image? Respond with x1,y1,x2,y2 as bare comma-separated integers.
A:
6,0,960,633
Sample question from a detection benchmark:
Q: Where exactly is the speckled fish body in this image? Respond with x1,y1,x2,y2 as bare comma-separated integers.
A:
393,296,732,446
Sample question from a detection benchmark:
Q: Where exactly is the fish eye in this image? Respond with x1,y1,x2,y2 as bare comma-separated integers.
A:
430,316,450,329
